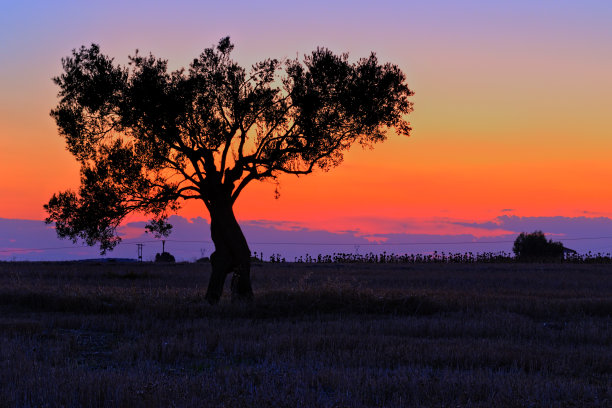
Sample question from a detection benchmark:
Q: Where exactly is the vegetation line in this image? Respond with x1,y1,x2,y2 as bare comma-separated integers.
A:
2,235,612,254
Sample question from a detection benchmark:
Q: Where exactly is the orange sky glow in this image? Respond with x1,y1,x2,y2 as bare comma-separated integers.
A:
1,1,611,241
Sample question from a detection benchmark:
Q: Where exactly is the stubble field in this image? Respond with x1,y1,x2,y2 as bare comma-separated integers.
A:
0,261,610,407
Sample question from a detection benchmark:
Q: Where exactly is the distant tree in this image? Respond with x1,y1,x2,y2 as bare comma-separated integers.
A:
145,218,173,253
512,231,565,261
146,218,175,261
44,37,413,304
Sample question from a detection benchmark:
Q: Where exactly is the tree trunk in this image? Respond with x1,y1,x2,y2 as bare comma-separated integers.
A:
204,198,254,305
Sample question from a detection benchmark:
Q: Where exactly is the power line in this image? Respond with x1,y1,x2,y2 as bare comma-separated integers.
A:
138,236,612,246
245,240,514,246
557,236,612,241
125,239,515,246
0,245,90,253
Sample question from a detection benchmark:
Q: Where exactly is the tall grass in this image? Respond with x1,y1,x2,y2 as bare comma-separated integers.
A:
0,262,610,407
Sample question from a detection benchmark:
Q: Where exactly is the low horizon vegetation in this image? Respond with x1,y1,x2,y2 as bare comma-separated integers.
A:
253,249,612,264
5,249,612,265
0,261,610,407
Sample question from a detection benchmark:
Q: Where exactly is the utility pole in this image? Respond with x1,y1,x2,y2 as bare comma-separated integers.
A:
137,244,143,262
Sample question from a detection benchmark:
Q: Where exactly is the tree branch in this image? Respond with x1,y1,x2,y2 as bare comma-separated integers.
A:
231,171,262,204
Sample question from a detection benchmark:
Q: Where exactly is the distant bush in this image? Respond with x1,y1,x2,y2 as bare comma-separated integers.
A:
513,231,564,261
155,252,176,263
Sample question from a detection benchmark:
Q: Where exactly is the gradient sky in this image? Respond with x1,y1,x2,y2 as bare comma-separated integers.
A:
1,1,612,255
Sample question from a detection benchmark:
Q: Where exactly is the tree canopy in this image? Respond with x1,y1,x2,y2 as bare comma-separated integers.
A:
45,37,413,253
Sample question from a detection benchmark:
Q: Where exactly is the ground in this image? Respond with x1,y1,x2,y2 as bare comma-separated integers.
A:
0,261,610,407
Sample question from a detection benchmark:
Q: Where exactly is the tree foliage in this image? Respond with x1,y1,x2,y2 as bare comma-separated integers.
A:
44,38,413,254
145,218,173,239
512,231,565,261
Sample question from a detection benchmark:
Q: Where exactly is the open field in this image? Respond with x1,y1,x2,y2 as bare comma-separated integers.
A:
0,261,610,407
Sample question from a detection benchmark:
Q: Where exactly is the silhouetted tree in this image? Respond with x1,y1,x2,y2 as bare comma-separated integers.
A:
146,218,174,261
513,231,565,261
44,37,413,303
145,218,172,253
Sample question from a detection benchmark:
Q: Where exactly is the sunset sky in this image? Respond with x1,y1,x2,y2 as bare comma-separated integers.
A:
1,1,611,259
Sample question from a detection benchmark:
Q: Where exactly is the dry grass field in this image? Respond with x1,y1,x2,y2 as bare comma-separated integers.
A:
0,261,610,407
